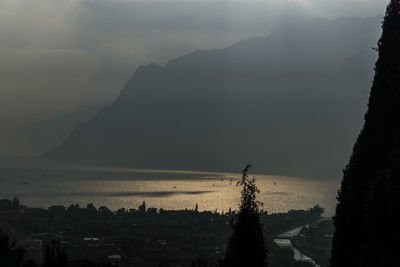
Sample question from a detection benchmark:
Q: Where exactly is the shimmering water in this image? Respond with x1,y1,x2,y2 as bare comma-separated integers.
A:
0,165,339,216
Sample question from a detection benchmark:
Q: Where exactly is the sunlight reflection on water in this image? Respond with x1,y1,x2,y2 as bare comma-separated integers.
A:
0,166,339,216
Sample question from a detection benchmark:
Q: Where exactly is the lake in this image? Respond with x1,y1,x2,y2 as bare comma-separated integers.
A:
0,164,340,216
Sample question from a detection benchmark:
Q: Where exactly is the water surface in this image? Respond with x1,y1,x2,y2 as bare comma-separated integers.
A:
0,165,339,216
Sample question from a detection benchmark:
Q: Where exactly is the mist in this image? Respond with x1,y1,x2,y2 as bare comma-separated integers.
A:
2,2,400,266
0,0,387,156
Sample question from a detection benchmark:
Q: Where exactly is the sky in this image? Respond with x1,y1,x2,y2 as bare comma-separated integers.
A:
0,0,388,126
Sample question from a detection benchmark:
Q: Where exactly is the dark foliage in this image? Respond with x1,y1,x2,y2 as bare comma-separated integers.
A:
223,165,268,267
0,231,36,267
0,231,25,267
68,260,115,267
360,138,400,266
329,1,400,267
43,241,68,267
42,241,115,267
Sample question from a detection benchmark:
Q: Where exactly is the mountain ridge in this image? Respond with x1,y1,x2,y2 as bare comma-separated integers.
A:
44,16,381,178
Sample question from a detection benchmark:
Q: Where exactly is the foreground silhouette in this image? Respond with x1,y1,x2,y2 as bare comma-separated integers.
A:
223,165,268,267
0,231,36,267
330,1,400,267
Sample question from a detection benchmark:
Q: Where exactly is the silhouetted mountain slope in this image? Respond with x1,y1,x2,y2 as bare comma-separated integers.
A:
0,103,108,157
45,16,381,178
25,103,110,155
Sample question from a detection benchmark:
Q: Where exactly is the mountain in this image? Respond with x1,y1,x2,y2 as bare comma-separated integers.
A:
24,102,111,155
0,103,108,157
44,16,382,178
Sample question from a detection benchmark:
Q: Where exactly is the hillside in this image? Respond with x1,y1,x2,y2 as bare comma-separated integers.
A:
45,16,381,178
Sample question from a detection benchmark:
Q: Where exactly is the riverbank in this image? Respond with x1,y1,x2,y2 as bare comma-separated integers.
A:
274,219,333,267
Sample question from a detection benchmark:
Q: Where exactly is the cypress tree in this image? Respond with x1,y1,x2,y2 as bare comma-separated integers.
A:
223,165,268,267
43,241,68,267
329,1,400,266
0,231,25,267
360,138,400,266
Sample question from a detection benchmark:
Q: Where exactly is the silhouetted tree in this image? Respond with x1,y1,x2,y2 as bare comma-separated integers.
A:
139,201,146,213
42,241,68,267
330,1,400,267
360,138,400,266
12,197,20,209
0,231,25,267
0,231,37,267
223,165,267,267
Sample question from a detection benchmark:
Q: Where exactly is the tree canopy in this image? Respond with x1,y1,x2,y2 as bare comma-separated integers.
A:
330,1,400,266
223,165,268,267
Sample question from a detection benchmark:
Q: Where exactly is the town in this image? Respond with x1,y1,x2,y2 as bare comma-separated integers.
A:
1,198,329,266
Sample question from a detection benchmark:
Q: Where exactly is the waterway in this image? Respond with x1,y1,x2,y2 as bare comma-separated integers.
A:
274,224,320,267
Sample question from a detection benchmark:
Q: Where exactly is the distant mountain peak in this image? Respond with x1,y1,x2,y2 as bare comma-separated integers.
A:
44,16,381,179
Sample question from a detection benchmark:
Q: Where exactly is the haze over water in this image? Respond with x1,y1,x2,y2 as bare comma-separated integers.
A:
0,165,339,216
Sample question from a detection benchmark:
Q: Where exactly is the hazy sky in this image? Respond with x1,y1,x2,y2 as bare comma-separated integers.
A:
0,0,388,125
